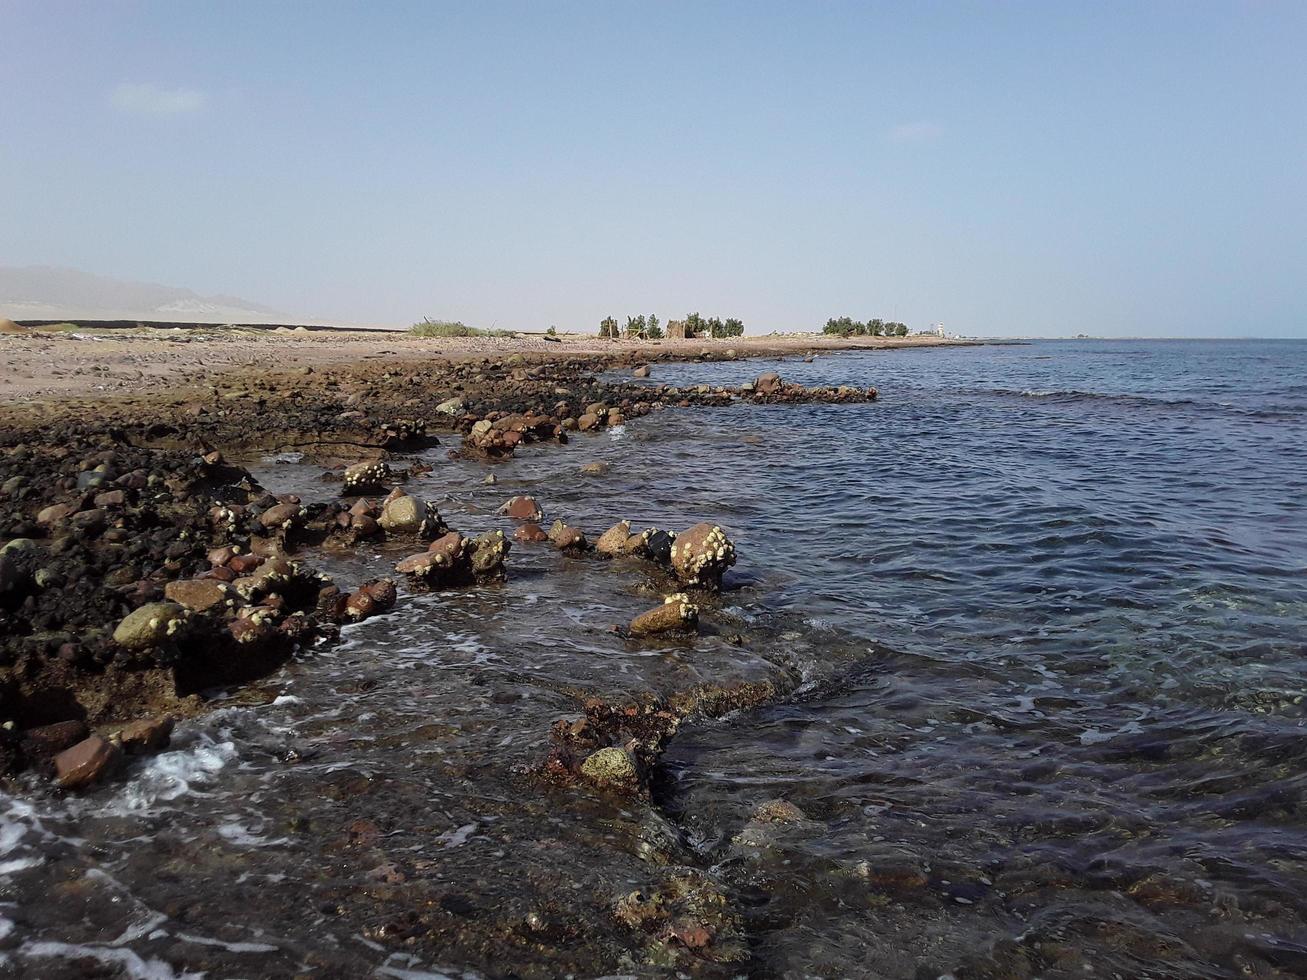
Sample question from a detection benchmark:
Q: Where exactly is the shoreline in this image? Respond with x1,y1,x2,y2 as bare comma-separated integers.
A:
0,323,973,411
0,334,917,784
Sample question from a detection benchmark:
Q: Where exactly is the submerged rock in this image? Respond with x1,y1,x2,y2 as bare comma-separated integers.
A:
513,522,549,543
580,746,639,789
547,519,587,552
499,495,543,522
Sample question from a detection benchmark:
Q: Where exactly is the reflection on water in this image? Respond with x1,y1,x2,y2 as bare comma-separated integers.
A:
3,339,1307,978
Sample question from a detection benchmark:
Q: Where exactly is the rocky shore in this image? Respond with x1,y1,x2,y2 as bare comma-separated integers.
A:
0,344,870,780
0,337,901,974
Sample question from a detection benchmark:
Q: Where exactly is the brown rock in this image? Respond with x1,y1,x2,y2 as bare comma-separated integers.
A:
53,735,121,790
755,371,783,395
632,365,651,378
595,520,633,557
20,720,90,761
669,523,736,590
260,501,303,530
164,578,233,613
629,595,699,636
514,523,549,543
579,461,610,477
116,716,175,754
498,495,543,522
577,413,600,431
547,520,587,551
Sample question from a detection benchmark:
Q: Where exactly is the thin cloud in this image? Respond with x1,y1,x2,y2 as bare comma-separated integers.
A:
109,82,205,116
886,121,943,145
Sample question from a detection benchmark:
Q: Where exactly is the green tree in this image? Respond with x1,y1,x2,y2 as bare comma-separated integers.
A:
685,312,705,337
867,318,884,337
599,316,619,339
723,317,744,337
645,314,662,339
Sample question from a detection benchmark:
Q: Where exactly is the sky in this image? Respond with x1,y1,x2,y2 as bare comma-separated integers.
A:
1,1,1304,337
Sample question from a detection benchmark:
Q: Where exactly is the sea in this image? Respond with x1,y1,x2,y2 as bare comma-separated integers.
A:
2,338,1305,978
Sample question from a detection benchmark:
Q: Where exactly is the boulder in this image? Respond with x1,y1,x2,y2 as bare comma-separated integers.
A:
669,523,736,590
499,495,543,522
259,501,304,531
53,735,121,790
470,530,510,580
595,520,633,557
632,365,650,378
116,716,175,754
379,492,445,538
342,461,391,495
754,371,783,395
513,523,549,543
629,594,699,636
547,520,587,552
164,578,233,614
113,601,188,650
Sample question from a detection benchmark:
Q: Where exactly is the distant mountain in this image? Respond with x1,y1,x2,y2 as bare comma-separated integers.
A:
0,266,296,324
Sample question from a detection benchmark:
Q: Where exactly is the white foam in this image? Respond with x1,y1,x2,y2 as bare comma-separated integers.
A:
116,735,239,811
176,931,279,953
18,942,202,980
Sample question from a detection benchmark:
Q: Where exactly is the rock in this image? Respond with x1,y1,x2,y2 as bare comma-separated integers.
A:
164,578,234,614
342,461,391,495
752,799,806,824
577,413,600,432
0,554,21,595
669,523,736,590
116,716,175,754
36,503,77,525
20,720,90,761
754,371,783,395
435,397,465,416
499,495,543,522
579,462,610,477
53,735,121,790
0,317,26,334
547,520,587,551
513,523,549,543
343,579,397,620
93,489,126,508
580,746,639,788
595,520,633,556
259,501,304,530
632,365,651,378
470,530,510,580
379,492,445,538
629,594,699,636
112,601,188,650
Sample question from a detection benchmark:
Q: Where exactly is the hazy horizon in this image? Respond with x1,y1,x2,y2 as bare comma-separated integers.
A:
2,2,1304,338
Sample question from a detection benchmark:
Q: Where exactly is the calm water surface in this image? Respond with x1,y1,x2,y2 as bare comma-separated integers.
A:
3,339,1306,978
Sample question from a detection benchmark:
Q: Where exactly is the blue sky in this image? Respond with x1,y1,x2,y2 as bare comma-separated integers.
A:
2,1,1304,336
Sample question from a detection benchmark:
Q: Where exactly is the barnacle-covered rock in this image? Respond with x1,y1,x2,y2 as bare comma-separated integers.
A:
669,523,735,590
113,601,189,650
378,491,446,539
342,460,391,495
629,593,699,636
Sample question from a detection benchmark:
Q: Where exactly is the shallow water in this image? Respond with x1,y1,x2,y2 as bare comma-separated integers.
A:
3,339,1307,978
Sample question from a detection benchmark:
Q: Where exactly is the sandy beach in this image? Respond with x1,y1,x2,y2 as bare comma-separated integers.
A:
0,322,966,408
